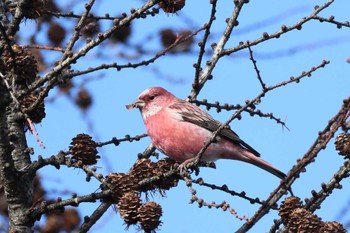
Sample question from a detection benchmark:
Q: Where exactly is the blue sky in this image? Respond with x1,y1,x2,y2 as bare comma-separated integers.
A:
22,0,350,232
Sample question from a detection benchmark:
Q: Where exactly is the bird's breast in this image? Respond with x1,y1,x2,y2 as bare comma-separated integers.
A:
144,111,215,163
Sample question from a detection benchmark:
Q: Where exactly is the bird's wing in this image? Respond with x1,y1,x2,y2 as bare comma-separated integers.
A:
169,100,261,157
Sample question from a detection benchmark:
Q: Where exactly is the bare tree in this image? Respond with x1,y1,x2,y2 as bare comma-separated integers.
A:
0,0,349,232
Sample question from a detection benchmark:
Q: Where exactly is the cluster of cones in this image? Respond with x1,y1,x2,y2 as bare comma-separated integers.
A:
68,133,179,232
279,196,346,232
105,158,179,232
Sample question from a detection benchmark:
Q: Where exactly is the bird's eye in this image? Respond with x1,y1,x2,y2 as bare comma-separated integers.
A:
148,95,155,100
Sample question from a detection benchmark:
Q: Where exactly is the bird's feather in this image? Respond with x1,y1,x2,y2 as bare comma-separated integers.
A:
169,100,261,157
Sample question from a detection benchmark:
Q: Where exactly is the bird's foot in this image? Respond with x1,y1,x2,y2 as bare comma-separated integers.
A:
179,160,216,177
179,159,197,177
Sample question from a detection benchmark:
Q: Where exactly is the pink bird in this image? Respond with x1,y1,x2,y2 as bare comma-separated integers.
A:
126,87,286,180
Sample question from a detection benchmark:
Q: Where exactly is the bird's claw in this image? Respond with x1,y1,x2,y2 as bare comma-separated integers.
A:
178,159,198,177
178,163,191,178
178,159,217,177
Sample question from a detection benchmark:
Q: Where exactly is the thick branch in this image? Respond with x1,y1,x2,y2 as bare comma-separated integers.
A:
0,85,35,231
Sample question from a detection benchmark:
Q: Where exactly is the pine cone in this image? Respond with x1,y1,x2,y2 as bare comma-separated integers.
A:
80,18,100,39
138,202,162,232
321,221,346,233
154,158,178,174
48,23,66,46
69,134,100,165
129,159,157,192
160,29,193,53
117,191,142,226
58,79,73,93
63,208,81,232
279,196,302,225
28,48,47,72
130,159,155,180
287,208,323,233
20,95,46,124
106,173,140,200
158,0,185,13
160,29,177,48
0,44,38,89
335,133,350,158
75,88,93,110
153,158,179,190
41,0,60,22
110,24,132,43
5,0,48,19
41,212,64,233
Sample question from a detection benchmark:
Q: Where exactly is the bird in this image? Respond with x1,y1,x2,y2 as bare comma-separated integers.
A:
126,86,287,180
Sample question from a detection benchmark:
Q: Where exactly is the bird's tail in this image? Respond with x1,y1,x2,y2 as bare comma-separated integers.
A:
245,154,287,180
219,142,287,180
232,149,287,180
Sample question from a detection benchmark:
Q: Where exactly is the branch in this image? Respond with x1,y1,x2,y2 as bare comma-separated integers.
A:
222,0,335,56
60,0,96,61
18,0,162,106
193,0,218,89
188,0,248,99
29,191,111,219
78,202,112,233
247,41,266,91
272,159,350,233
190,99,289,130
237,95,350,232
312,15,350,29
26,152,67,175
96,134,148,147
68,26,205,79
191,178,278,209
6,0,30,36
191,60,329,166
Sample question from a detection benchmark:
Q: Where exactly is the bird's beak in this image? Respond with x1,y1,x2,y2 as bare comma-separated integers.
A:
125,99,145,110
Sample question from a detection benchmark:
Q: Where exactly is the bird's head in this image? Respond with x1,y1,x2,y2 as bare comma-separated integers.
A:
126,87,175,118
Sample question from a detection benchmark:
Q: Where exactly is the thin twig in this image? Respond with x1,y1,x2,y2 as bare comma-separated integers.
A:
222,0,336,56
193,0,218,90
188,0,248,99
247,41,266,91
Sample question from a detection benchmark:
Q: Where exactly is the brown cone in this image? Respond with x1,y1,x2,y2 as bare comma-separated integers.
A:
287,208,323,233
0,44,38,89
63,208,81,232
5,0,48,19
41,212,63,233
138,202,162,232
48,23,66,46
80,18,100,39
75,88,93,110
20,95,46,124
58,79,73,93
158,0,185,13
279,196,302,225
106,173,140,200
161,29,177,48
153,158,179,190
117,191,142,226
69,134,100,165
335,133,350,158
111,24,132,43
321,221,346,233
129,159,157,192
